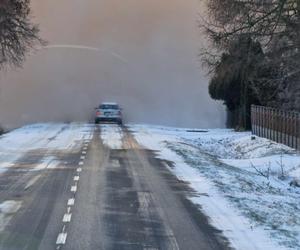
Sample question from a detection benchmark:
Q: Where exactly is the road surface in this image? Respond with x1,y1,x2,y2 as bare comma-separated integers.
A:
0,124,230,250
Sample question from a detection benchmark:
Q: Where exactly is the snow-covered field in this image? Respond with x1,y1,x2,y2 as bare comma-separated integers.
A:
129,124,300,250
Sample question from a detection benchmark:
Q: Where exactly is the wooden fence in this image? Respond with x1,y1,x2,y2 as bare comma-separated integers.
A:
251,105,300,150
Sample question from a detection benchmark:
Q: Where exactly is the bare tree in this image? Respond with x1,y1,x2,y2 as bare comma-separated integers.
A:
0,0,44,69
200,0,300,127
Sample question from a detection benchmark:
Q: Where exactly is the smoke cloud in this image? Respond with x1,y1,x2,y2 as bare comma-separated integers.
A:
0,0,225,129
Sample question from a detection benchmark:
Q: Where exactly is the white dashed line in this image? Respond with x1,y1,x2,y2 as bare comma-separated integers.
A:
67,198,75,206
56,233,67,245
63,213,72,222
71,185,77,192
56,147,85,248
83,147,88,150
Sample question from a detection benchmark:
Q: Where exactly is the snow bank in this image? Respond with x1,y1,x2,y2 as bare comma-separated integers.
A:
181,128,300,181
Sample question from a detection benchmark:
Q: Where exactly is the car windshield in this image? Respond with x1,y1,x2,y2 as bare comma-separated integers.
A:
99,104,119,110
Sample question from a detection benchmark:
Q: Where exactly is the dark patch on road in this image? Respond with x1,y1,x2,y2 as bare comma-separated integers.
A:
0,151,45,202
146,152,198,196
104,149,173,250
0,149,79,201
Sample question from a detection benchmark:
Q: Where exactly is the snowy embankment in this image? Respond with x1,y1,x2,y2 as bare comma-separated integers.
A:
129,124,300,250
0,123,93,173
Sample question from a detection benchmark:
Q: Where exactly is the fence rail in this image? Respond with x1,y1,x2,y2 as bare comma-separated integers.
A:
251,105,300,150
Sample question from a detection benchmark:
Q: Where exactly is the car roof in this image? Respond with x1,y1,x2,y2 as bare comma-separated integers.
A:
101,102,118,105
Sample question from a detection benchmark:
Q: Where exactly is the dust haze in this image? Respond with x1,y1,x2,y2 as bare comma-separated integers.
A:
0,0,225,129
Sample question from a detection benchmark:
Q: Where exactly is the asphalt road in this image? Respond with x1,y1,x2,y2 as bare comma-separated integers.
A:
0,125,230,250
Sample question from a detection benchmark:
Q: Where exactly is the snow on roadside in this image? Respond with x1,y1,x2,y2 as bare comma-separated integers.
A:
184,129,295,159
188,131,300,182
0,161,14,175
130,124,300,250
222,155,300,177
100,124,123,149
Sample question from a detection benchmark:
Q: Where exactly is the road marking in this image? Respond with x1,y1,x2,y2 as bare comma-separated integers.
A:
78,161,84,166
63,213,72,222
74,176,80,181
67,198,75,206
67,207,71,213
77,168,82,172
71,185,77,192
82,151,87,154
56,233,67,245
80,156,85,160
83,147,88,151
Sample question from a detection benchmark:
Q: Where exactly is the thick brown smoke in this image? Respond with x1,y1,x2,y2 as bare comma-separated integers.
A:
0,0,225,129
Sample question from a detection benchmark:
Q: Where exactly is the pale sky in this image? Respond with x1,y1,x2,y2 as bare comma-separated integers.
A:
0,0,225,129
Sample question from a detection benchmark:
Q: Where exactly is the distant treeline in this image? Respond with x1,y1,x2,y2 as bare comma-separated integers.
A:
200,0,300,130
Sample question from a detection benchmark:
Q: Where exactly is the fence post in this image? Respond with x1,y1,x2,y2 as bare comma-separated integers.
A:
271,108,274,141
276,109,280,144
261,107,266,137
293,112,297,149
296,113,300,150
251,105,254,134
